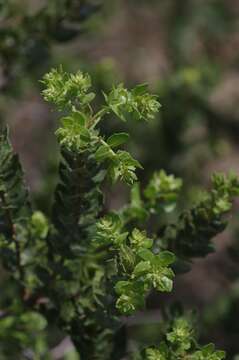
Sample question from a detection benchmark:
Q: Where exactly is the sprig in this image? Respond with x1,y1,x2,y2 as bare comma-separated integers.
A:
134,317,225,360
104,83,160,122
165,172,239,258
95,214,175,315
42,67,95,111
144,170,183,213
41,67,161,185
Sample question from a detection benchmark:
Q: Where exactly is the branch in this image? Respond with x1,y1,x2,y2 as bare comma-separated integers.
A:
0,190,24,282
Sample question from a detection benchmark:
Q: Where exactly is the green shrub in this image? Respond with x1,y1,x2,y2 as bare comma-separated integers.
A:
0,67,238,359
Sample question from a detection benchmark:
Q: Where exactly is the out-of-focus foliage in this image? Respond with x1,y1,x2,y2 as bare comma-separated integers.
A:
0,0,101,88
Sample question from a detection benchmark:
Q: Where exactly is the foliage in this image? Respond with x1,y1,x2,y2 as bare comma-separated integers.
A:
133,317,225,360
164,172,239,259
0,68,238,359
0,0,101,89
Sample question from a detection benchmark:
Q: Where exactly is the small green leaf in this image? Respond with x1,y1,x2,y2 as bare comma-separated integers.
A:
30,211,49,239
132,83,148,96
79,127,91,142
107,132,129,148
115,280,131,295
72,110,87,126
95,144,113,162
133,261,151,276
156,251,176,266
137,248,154,262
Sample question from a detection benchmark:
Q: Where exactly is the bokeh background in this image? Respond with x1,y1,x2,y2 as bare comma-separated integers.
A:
1,0,239,358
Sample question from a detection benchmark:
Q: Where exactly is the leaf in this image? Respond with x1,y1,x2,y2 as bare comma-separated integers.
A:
82,92,95,104
79,127,91,142
202,344,215,355
156,251,176,266
116,291,145,315
117,151,143,169
130,229,153,250
61,116,74,127
31,211,49,239
0,126,31,224
138,248,154,262
133,261,151,276
115,280,131,295
132,83,148,96
95,144,113,162
107,132,129,148
158,276,173,292
72,111,87,126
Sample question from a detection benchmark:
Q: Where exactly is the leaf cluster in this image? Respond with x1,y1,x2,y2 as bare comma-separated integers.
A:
134,317,225,360
95,216,175,315
165,172,239,259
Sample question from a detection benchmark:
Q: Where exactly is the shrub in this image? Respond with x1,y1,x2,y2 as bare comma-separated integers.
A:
0,67,238,359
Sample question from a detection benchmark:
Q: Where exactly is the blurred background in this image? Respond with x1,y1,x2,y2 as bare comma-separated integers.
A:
1,0,239,358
